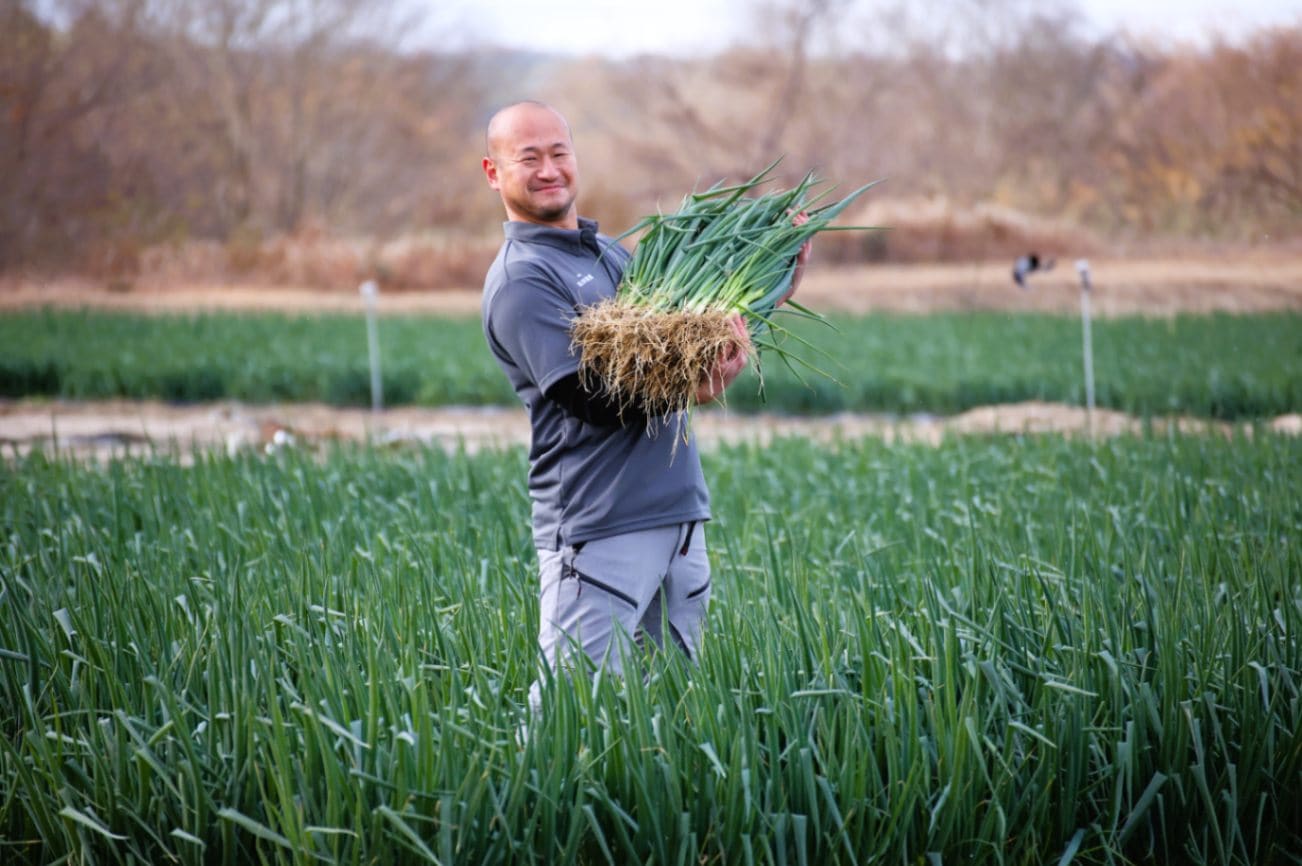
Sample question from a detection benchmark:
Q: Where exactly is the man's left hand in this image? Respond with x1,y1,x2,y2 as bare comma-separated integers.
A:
695,314,751,405
779,211,813,308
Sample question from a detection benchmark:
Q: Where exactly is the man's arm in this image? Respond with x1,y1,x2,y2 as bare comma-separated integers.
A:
545,372,646,428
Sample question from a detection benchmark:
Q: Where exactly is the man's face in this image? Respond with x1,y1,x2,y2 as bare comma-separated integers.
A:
483,105,579,228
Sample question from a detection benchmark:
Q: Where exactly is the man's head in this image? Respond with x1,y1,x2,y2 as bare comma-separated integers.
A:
483,101,579,229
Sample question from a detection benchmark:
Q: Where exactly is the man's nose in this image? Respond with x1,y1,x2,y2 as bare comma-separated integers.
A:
535,156,561,178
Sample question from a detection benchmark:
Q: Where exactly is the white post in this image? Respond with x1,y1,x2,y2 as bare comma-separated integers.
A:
360,280,382,415
1075,259,1095,437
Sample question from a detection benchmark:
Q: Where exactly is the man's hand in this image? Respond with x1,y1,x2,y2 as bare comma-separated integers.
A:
778,211,813,308
695,314,751,405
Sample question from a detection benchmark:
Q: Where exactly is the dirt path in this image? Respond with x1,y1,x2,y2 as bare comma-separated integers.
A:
3,398,1294,462
4,255,1301,317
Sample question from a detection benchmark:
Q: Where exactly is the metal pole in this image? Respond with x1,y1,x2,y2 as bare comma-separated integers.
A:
360,280,382,414
1075,259,1095,437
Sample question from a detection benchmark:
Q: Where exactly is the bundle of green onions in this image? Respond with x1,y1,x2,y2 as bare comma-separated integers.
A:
571,160,878,420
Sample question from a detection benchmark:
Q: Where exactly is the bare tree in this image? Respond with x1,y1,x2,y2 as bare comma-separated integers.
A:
3,0,1296,278
0,0,160,270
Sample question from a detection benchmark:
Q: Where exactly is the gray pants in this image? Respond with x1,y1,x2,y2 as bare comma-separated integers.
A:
530,521,710,712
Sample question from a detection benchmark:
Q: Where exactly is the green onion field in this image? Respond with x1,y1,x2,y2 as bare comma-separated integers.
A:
2,309,1299,418
2,433,1299,863
3,5,1299,862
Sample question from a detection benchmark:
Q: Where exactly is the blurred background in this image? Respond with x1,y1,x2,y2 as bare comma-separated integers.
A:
2,0,1299,291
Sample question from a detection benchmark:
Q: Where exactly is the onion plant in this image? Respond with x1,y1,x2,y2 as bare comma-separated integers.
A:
2,432,1299,864
571,160,879,419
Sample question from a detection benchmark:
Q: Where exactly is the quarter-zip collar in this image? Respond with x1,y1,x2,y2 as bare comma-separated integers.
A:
503,217,609,257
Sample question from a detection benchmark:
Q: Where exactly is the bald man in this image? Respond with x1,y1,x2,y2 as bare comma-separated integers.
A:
480,101,761,714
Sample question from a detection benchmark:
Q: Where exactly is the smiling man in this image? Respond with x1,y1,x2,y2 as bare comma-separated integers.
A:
479,101,778,715
483,102,581,229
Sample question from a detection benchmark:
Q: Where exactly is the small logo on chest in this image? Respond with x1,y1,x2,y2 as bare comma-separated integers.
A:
576,273,594,287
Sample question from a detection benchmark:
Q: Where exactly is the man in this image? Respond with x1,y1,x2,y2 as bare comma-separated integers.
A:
479,101,808,712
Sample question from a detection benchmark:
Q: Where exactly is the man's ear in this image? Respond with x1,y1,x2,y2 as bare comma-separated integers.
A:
482,156,500,190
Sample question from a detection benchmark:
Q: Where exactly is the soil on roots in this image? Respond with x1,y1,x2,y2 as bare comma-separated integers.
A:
571,300,749,420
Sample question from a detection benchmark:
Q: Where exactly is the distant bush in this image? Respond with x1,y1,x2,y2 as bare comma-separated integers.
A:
816,198,1101,264
135,231,501,292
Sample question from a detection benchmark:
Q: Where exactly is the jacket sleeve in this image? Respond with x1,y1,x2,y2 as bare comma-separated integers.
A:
485,264,581,394
544,372,647,428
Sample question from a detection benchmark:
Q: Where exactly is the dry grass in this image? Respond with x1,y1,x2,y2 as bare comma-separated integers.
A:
816,196,1103,264
795,254,1302,316
4,255,1300,318
131,231,501,292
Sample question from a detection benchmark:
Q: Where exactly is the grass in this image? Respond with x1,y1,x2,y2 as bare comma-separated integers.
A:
0,309,516,407
0,308,1298,418
1,432,1299,863
743,311,1302,419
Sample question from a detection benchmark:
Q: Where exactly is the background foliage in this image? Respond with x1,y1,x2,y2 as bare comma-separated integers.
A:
2,0,1298,281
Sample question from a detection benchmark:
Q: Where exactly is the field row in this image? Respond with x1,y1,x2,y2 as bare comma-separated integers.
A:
2,309,1299,418
2,433,1300,863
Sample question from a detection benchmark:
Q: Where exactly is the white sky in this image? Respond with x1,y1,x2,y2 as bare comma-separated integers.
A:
431,0,1301,57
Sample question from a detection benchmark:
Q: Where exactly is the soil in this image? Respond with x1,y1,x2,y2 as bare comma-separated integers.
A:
2,398,1291,463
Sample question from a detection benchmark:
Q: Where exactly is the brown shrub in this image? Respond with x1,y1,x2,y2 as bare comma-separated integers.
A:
815,197,1102,264
130,200,1102,290
137,240,228,285
135,231,500,291
377,238,499,291
79,237,143,291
